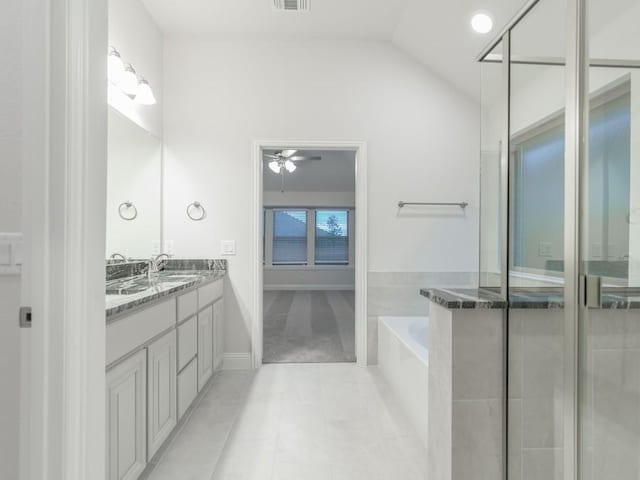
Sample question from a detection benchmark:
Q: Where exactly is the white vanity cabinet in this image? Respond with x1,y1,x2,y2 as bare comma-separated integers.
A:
146,329,177,459
213,299,225,371
106,350,147,480
105,276,225,480
197,305,214,390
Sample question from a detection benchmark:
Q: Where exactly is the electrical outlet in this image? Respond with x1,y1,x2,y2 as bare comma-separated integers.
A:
538,241,552,257
163,240,174,256
152,240,161,255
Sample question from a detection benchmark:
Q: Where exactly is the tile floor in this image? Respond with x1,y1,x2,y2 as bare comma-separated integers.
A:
146,363,427,480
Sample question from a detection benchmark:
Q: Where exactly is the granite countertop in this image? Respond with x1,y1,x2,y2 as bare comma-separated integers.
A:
421,287,640,310
105,259,228,320
419,288,508,309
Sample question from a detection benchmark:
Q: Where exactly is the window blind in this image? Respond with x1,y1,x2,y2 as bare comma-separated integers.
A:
315,210,349,265
272,210,308,264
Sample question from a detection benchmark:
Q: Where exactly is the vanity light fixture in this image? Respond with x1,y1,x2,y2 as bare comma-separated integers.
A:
108,47,157,105
471,12,493,34
134,78,157,105
119,63,139,95
108,46,124,83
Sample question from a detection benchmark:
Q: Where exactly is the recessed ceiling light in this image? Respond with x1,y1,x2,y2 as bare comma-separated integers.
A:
471,12,494,34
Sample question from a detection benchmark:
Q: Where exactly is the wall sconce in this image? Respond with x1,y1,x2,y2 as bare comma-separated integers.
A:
108,46,157,105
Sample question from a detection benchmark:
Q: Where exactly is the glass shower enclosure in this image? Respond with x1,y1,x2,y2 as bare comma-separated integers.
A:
478,0,640,478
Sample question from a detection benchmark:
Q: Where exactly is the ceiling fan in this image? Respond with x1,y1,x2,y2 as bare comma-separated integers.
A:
264,149,322,174
264,150,322,192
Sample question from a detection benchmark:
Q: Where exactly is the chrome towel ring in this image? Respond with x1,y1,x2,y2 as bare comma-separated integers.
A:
118,201,138,221
187,201,206,221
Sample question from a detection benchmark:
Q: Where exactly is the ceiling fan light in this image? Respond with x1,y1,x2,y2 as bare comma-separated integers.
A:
134,78,156,105
119,63,139,95
268,161,281,173
108,47,124,84
284,160,296,172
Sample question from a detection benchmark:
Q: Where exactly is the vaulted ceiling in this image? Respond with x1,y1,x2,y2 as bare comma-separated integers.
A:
142,0,527,99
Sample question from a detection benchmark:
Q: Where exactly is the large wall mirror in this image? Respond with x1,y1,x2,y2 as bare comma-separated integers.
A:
106,108,162,260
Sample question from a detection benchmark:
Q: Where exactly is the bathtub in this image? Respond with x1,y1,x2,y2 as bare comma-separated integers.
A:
378,316,429,449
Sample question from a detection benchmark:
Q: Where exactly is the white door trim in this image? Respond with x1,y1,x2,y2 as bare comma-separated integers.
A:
251,140,368,368
22,0,108,478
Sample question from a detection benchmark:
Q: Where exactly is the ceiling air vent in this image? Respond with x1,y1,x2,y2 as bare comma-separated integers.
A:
273,0,310,11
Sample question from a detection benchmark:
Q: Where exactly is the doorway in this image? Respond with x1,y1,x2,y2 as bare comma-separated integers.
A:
251,141,368,367
262,150,356,363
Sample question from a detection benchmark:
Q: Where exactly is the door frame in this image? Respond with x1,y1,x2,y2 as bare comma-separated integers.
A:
251,140,368,368
21,0,108,478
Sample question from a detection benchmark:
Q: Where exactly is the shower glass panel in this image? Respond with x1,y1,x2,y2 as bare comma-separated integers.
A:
479,40,505,290
508,1,567,479
579,1,640,478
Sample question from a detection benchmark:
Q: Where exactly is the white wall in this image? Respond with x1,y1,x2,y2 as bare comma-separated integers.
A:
0,0,21,477
264,190,355,208
162,38,480,355
108,0,163,137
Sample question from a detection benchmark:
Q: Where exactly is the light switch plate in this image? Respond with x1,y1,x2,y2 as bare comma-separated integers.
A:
221,240,236,256
163,240,174,255
13,240,23,265
0,233,23,275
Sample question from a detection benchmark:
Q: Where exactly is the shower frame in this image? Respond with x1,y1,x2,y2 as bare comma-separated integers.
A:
477,0,640,479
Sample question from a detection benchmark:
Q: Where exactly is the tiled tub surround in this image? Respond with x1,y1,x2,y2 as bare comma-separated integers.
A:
420,288,508,309
378,316,429,449
367,272,476,364
421,286,640,310
424,295,505,480
423,287,640,480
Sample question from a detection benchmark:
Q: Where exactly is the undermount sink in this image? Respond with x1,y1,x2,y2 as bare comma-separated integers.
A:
106,281,153,295
106,273,200,295
158,274,199,281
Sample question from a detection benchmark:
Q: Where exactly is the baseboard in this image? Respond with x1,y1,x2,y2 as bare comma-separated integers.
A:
223,353,252,370
264,284,355,291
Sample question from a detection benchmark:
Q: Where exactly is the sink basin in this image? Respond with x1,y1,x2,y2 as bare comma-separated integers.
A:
106,274,199,295
106,282,152,295
158,273,200,281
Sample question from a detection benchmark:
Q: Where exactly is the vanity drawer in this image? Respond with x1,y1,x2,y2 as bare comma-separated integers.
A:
177,358,198,419
177,290,198,322
177,316,197,371
198,279,223,308
107,298,176,366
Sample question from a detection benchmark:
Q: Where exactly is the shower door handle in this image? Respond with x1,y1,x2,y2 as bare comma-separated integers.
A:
584,275,602,309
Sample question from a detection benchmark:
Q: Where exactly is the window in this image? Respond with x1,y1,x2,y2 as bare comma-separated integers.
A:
315,210,349,265
272,210,308,265
264,207,354,267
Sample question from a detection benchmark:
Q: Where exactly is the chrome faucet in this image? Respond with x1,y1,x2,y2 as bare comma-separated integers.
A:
148,253,170,280
109,253,128,263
